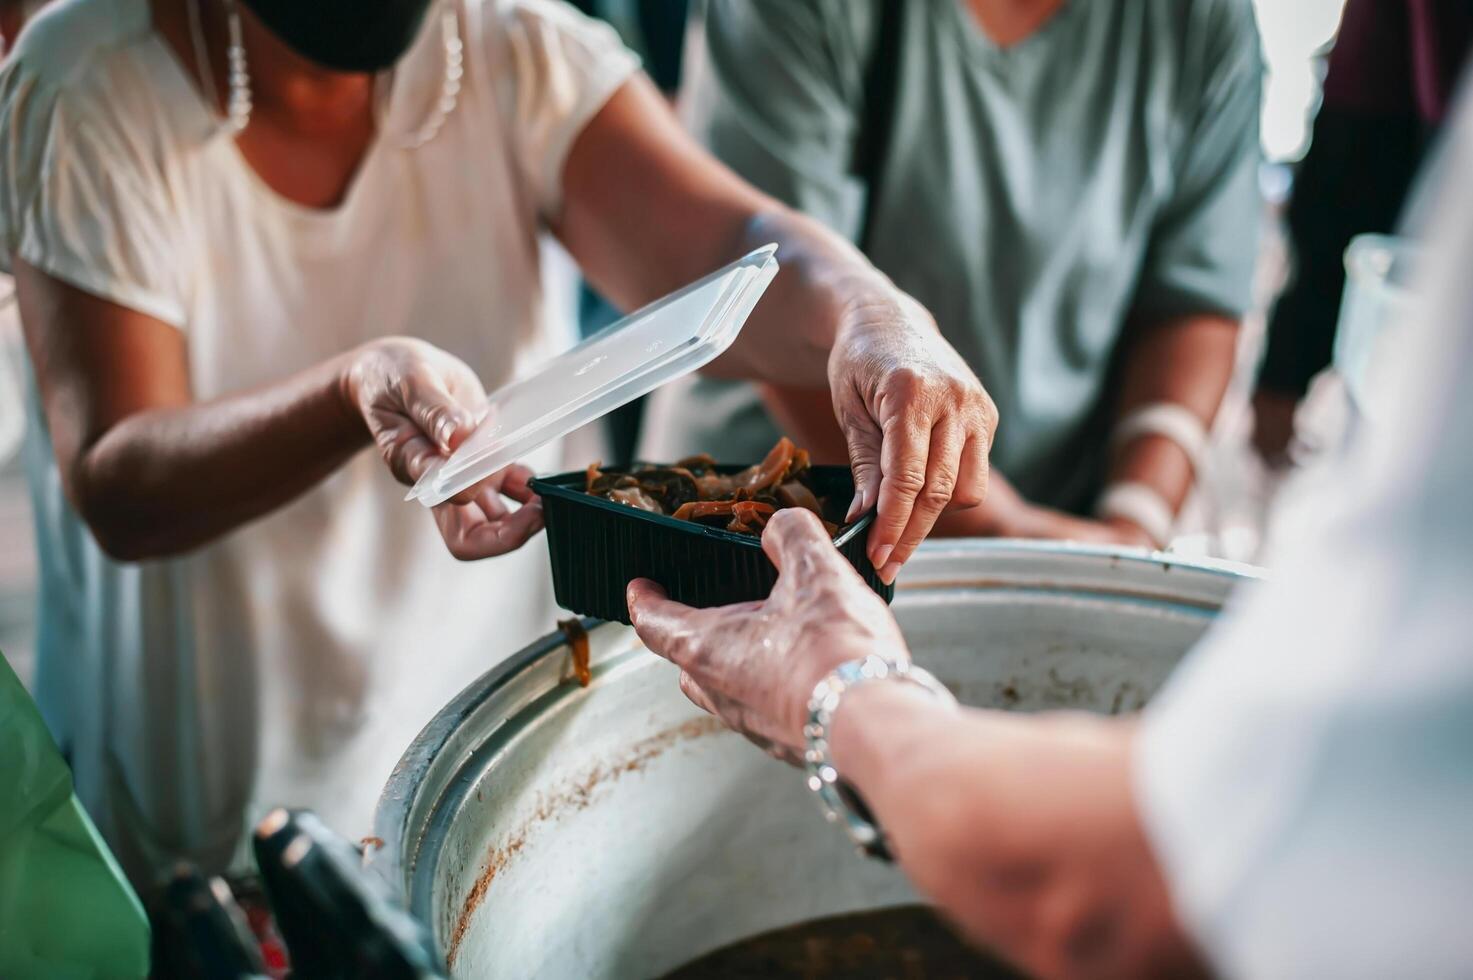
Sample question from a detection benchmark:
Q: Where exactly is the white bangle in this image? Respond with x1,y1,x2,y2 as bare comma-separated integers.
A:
1096,481,1174,548
1112,403,1209,477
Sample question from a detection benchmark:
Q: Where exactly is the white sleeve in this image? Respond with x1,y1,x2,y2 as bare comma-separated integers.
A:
0,70,185,327
485,0,641,219
1133,96,1473,980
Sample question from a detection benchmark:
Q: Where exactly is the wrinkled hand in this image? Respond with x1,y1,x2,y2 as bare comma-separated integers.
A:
344,337,544,560
627,508,910,757
829,296,997,583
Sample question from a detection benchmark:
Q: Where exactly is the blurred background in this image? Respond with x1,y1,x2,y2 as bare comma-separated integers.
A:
0,0,1384,689
0,0,1355,689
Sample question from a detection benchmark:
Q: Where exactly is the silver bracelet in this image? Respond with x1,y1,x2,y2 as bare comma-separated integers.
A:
803,654,957,860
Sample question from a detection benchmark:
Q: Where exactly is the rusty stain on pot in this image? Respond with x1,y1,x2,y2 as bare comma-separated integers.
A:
446,715,727,968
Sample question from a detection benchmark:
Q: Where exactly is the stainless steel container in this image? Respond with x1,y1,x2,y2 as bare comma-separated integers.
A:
373,542,1255,977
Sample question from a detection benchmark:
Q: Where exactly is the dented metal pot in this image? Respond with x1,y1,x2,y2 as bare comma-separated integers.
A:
373,541,1256,977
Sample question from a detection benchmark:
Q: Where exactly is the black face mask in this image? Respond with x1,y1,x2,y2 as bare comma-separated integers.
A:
242,0,434,73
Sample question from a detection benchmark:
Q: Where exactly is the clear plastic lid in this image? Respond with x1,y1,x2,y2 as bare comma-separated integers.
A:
408,244,780,507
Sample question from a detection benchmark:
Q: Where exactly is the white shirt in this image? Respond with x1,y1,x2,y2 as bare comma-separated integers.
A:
0,0,637,885
1135,93,1473,977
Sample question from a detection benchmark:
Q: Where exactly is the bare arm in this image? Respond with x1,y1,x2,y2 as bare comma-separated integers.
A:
929,314,1239,545
15,259,541,561
1109,313,1239,512
557,78,997,577
829,687,1204,979
555,76,879,386
17,259,362,558
627,509,1205,979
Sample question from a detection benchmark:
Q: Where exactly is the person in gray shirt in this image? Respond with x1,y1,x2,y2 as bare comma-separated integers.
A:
642,0,1263,547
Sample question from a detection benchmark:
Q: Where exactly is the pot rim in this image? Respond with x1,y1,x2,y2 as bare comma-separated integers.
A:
369,539,1258,899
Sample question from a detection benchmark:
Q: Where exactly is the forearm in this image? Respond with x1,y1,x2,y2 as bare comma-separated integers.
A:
72,353,366,560
759,384,850,464
1110,314,1238,511
707,207,899,385
557,77,904,388
829,684,1201,979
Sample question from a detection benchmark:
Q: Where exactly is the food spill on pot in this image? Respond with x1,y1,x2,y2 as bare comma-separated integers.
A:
558,618,591,688
585,437,841,536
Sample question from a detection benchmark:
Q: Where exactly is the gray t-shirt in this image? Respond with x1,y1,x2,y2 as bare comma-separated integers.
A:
643,0,1262,512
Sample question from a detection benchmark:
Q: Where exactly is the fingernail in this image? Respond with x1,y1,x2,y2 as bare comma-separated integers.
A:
872,543,893,569
846,493,862,522
880,561,902,584
437,418,457,452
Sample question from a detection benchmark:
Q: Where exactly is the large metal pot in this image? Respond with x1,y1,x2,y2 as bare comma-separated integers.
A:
373,542,1255,977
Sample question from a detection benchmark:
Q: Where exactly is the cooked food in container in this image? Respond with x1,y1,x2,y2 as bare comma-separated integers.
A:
529,439,891,624
584,438,839,537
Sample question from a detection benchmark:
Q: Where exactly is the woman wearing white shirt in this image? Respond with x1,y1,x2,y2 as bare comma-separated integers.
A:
0,0,995,887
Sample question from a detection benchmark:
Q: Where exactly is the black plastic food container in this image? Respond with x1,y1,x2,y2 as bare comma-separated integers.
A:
530,465,894,624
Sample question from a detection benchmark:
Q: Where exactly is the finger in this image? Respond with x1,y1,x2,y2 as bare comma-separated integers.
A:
762,508,854,581
432,502,470,555
838,409,884,524
407,371,479,456
447,499,545,560
443,361,489,408
449,461,539,510
626,579,704,668
885,418,965,578
678,670,721,716
950,434,991,510
433,497,533,560
495,464,538,504
473,483,510,521
869,413,933,574
382,428,442,486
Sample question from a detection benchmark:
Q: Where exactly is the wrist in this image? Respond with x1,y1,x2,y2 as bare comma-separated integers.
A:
834,286,930,345
828,679,941,775
1109,403,1208,509
334,343,378,440
787,638,908,744
803,654,954,859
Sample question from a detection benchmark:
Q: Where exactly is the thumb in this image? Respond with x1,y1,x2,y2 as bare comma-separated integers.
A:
409,374,479,456
627,578,701,668
761,508,850,578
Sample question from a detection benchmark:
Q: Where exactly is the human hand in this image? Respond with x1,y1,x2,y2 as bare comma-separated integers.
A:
343,337,544,559
829,295,997,583
626,508,910,757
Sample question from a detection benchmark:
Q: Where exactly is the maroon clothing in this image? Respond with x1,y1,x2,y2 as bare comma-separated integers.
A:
1259,0,1473,397
1325,0,1473,122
